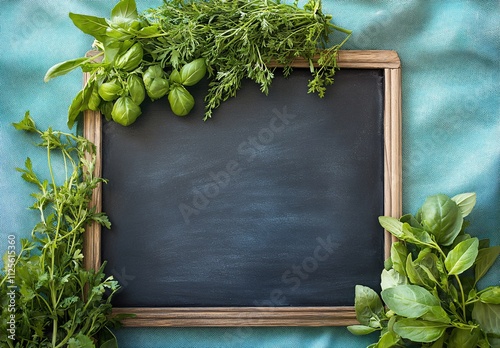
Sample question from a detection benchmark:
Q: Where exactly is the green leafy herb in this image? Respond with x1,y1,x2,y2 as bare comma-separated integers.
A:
0,112,127,347
46,0,351,127
348,192,500,347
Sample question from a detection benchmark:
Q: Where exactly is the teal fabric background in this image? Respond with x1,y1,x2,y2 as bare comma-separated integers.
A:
0,0,498,347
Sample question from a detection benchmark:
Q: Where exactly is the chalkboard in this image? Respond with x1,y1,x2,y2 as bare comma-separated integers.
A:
83,50,401,327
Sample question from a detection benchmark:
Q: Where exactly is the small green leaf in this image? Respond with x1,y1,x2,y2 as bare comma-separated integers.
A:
445,237,479,275
111,0,138,26
475,246,500,284
379,216,404,239
168,85,195,116
448,327,480,348
381,285,439,318
68,333,94,348
69,12,108,40
420,194,463,246
44,57,90,82
479,286,500,304
391,242,408,276
421,305,451,324
377,330,400,347
472,302,500,336
354,285,384,327
67,89,85,129
180,58,207,86
346,324,377,335
12,111,37,132
380,268,407,291
451,192,476,218
392,318,448,343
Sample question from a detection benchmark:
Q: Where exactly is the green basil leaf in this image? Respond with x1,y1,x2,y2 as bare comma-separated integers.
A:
354,285,384,327
472,302,500,336
475,246,500,284
136,24,161,37
393,318,448,343
479,286,500,304
99,327,119,348
378,216,404,239
405,253,432,288
346,324,377,335
445,237,479,275
421,305,451,324
67,89,85,129
180,58,207,86
420,194,463,246
381,285,439,318
101,37,123,65
170,69,182,84
390,242,408,276
111,96,142,126
168,85,195,116
448,327,480,348
400,213,423,229
377,330,400,347
428,332,446,348
69,12,108,40
451,192,476,218
381,269,407,291
44,57,90,82
111,0,138,26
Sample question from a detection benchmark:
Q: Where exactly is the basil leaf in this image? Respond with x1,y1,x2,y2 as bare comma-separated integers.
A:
472,302,500,336
420,194,463,246
479,286,500,304
346,324,376,335
451,192,476,218
380,268,407,291
168,85,195,116
180,58,207,86
377,330,401,347
378,216,404,239
390,242,408,276
445,237,479,275
354,285,384,327
69,13,108,40
381,285,439,318
475,246,500,284
102,37,123,65
448,327,480,348
406,253,432,288
393,319,448,343
44,57,90,82
67,89,84,129
421,305,451,324
111,0,138,26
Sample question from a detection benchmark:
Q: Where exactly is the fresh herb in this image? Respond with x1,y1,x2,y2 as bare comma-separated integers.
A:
45,0,351,127
0,112,125,347
348,193,500,347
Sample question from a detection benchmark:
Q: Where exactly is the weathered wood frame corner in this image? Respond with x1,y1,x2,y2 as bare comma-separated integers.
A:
82,50,402,327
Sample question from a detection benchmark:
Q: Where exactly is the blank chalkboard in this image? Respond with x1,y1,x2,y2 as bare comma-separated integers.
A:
83,50,401,327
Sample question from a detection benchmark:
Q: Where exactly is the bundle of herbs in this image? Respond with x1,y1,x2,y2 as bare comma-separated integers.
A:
0,113,124,347
348,193,500,347
45,0,351,127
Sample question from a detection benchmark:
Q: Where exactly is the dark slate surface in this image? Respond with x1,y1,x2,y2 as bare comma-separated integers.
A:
101,68,385,307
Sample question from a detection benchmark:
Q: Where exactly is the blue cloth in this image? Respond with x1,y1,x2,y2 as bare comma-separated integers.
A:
0,0,498,347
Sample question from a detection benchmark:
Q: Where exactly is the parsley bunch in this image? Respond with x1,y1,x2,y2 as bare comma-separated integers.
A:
144,0,352,119
0,113,124,348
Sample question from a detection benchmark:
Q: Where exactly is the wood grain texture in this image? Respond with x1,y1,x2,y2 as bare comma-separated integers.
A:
83,50,402,327
112,307,357,327
270,50,401,69
82,74,102,273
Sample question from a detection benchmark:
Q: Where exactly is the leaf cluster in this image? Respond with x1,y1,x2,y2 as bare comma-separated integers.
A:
45,0,351,127
348,193,500,347
0,113,125,347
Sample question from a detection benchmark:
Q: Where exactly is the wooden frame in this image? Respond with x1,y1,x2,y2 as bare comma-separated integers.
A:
83,50,401,327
